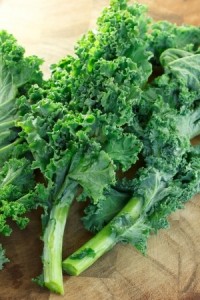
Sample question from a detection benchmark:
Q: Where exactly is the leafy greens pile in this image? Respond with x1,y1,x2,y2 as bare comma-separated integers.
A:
0,0,200,295
0,31,46,269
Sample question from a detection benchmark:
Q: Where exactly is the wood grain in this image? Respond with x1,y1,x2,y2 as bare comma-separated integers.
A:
0,1,200,299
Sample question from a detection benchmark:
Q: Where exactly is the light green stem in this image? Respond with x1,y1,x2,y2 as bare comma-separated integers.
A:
43,180,78,294
62,196,143,276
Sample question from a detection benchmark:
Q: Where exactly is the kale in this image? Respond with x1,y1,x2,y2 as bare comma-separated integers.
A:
18,0,151,294
1,0,200,296
63,21,200,277
0,30,43,165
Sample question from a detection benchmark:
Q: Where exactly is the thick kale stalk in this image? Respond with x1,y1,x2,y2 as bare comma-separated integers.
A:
43,179,78,294
63,196,143,275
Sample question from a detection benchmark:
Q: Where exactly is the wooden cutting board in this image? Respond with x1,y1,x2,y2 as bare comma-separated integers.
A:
0,1,200,299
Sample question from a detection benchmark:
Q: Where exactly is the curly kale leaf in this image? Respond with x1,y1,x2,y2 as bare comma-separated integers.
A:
0,200,28,236
161,50,200,91
142,102,190,174
0,157,35,198
148,150,200,232
0,31,43,165
0,157,48,237
147,50,200,112
66,12,152,125
149,21,200,64
68,150,116,203
104,132,142,172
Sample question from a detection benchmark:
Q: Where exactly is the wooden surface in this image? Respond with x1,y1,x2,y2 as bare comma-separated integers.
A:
0,1,200,299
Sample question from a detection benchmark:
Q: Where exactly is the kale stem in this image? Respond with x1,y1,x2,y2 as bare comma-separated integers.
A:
43,180,78,294
62,196,143,276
